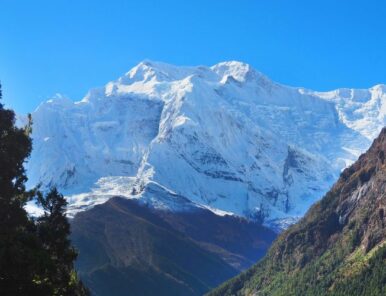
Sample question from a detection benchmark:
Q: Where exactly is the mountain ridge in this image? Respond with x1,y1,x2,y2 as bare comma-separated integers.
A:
71,196,276,296
25,60,385,228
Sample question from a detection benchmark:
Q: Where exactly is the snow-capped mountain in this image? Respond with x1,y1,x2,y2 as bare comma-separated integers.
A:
26,60,385,228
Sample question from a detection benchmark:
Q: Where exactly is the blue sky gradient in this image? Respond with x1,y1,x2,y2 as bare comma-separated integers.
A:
1,0,385,113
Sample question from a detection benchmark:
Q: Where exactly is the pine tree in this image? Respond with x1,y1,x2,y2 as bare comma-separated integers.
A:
0,82,43,295
0,83,88,295
37,188,88,295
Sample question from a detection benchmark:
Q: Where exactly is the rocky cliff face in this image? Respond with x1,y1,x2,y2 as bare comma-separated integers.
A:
209,128,386,296
26,61,385,228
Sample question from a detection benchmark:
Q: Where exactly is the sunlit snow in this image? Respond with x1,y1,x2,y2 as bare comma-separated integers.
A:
25,61,385,229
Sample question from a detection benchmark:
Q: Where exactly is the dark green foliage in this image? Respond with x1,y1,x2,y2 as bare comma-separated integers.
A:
332,245,386,296
36,188,88,295
37,188,77,272
0,84,88,295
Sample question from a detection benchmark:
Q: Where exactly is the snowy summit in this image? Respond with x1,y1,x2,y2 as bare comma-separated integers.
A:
26,61,386,229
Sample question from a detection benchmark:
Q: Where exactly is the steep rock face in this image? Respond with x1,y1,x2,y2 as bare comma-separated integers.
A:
26,61,384,227
71,197,276,296
209,128,386,296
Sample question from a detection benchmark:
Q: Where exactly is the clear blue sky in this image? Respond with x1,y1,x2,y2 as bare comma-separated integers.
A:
1,0,385,113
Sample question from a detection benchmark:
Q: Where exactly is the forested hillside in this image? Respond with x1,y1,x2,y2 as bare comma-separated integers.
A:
209,128,386,296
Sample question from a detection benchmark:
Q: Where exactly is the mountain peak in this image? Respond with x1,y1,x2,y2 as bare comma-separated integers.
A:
122,60,172,83
118,60,269,86
371,83,386,92
211,60,267,83
121,60,198,84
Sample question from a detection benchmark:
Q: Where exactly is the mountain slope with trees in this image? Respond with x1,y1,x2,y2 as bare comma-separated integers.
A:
209,127,386,295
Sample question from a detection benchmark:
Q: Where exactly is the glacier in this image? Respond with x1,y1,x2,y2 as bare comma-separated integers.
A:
25,60,386,229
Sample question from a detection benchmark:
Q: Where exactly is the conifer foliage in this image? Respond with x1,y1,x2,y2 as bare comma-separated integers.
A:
0,84,88,295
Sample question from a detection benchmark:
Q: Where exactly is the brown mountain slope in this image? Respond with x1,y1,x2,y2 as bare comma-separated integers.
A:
209,127,386,296
71,197,276,296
